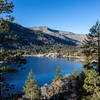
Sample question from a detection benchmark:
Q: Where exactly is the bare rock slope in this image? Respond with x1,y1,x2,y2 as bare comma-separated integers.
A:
29,26,86,45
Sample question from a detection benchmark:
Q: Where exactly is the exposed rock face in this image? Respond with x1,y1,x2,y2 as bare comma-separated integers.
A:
29,26,86,45
40,74,71,99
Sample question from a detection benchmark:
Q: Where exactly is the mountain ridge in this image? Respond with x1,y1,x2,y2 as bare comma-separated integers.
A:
28,26,86,44
28,26,82,34
0,22,86,50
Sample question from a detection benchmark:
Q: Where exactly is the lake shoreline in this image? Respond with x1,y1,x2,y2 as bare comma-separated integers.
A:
4,57,83,98
22,53,85,62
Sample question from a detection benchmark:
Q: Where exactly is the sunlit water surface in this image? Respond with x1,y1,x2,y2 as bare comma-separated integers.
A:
5,57,83,94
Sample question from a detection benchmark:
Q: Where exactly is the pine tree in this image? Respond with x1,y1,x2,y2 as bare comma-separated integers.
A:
53,67,62,82
82,21,100,73
0,0,15,65
23,69,39,100
0,0,14,14
83,70,100,100
0,0,15,98
72,67,78,78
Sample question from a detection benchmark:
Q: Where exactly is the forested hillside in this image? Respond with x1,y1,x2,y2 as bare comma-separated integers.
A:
0,22,86,49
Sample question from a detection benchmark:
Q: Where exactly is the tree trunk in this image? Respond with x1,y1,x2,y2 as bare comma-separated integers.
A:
31,91,33,100
98,55,100,73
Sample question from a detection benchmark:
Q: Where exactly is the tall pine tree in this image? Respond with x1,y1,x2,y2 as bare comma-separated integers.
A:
23,69,40,100
82,21,100,73
0,1,23,99
0,0,14,98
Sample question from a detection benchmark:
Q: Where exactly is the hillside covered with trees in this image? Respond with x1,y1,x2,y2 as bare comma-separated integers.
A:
0,0,100,100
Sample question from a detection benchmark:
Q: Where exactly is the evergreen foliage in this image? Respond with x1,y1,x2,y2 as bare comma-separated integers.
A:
53,67,62,81
83,70,100,100
72,67,78,78
0,0,15,98
23,69,40,100
82,21,100,72
0,1,24,99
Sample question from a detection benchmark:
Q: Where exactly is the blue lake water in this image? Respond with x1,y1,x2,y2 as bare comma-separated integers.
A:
5,57,83,94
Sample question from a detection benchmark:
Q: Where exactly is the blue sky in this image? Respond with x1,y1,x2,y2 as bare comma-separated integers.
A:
12,0,100,34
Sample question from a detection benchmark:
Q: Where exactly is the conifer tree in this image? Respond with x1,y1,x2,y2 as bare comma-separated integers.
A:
0,0,15,66
0,0,15,98
72,67,78,78
23,69,39,100
83,70,100,100
82,21,100,73
53,67,62,81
